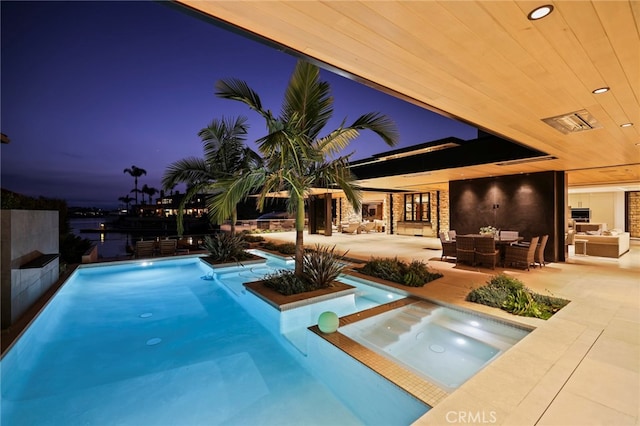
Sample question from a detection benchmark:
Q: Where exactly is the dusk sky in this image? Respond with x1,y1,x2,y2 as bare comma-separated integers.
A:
1,1,478,209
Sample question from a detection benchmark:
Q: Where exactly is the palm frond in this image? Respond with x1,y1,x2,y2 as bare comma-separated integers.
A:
215,78,273,122
315,127,360,157
350,112,399,147
176,183,214,236
282,61,333,141
208,171,266,224
162,157,213,190
316,157,362,212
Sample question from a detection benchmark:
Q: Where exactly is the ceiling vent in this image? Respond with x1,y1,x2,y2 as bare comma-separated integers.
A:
542,109,602,134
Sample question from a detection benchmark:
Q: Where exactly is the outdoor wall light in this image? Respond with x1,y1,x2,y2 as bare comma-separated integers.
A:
620,122,633,128
592,87,610,94
527,5,553,20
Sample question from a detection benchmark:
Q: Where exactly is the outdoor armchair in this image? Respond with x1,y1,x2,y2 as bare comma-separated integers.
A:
535,235,549,267
474,236,499,269
455,235,475,266
439,232,457,261
505,236,539,270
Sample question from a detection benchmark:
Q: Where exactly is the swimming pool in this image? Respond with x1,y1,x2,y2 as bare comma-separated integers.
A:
206,251,408,355
1,256,427,425
339,300,532,392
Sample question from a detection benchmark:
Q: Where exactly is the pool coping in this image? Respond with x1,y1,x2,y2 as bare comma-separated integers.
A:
244,280,357,311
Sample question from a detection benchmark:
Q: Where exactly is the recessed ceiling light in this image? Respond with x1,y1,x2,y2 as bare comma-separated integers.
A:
620,122,633,128
527,5,554,20
592,87,610,94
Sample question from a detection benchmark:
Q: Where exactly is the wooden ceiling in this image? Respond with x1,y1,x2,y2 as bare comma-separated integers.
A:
176,1,639,192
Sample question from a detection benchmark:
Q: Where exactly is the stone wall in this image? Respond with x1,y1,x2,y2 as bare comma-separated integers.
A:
390,191,444,236
628,191,640,238
438,190,450,233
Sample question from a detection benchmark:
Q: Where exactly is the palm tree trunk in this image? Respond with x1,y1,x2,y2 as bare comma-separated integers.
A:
230,209,237,236
294,195,305,277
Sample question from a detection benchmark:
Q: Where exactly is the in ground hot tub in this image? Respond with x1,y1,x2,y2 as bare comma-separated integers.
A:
339,300,532,392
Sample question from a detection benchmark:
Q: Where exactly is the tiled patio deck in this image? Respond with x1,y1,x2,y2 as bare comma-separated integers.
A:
261,231,640,426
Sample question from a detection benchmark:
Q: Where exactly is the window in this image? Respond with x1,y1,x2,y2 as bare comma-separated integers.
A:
404,193,430,221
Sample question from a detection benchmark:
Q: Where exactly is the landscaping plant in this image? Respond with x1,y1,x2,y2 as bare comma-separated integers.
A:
202,233,251,262
262,241,296,255
263,245,348,295
466,274,569,319
356,257,443,287
303,245,348,289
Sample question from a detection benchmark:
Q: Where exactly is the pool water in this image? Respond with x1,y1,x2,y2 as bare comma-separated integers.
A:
1,256,427,425
339,300,532,392
207,252,408,355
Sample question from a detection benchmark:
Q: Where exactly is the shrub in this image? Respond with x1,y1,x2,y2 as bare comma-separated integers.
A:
202,233,250,262
466,274,523,308
261,245,348,295
242,234,265,243
262,241,296,255
263,270,310,296
303,245,348,289
531,292,571,317
502,287,544,318
357,257,442,287
466,274,570,319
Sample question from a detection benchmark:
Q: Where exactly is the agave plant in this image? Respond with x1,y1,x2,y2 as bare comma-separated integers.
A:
303,244,349,289
202,233,249,262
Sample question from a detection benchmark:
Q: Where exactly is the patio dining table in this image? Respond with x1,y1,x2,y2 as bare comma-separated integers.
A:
460,234,524,266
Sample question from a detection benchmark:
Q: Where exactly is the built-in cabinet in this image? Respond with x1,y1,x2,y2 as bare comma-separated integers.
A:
569,192,624,230
396,221,434,237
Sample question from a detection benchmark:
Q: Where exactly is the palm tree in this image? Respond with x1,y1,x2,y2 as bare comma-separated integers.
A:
211,60,398,276
162,116,262,236
123,165,147,205
129,188,144,207
141,184,158,205
118,195,134,213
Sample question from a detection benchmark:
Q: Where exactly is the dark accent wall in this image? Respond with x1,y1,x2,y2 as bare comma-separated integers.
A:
450,171,566,262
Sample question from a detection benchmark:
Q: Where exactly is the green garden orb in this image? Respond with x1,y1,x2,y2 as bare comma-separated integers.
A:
318,311,339,334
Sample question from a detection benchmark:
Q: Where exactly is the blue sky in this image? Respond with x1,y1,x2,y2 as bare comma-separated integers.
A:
1,1,478,208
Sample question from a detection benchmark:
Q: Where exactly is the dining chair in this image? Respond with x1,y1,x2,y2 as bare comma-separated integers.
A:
439,232,457,261
505,236,539,270
535,235,549,267
474,236,500,269
455,235,475,266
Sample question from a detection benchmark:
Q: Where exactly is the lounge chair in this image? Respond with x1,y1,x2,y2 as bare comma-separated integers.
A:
505,236,539,270
135,240,155,258
341,222,361,234
359,221,377,233
455,235,475,266
159,239,177,256
474,236,499,269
